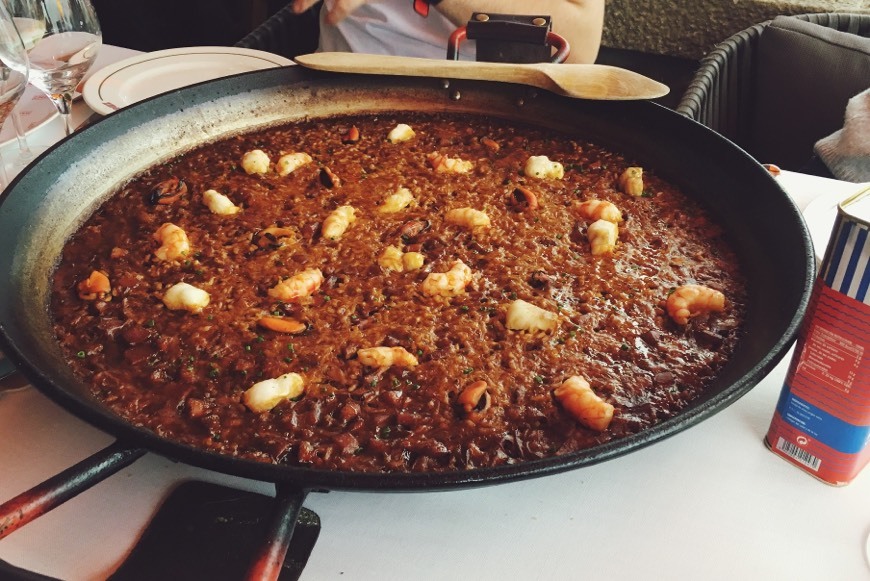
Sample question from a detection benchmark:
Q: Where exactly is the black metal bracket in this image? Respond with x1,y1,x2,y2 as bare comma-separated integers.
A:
447,13,569,63
108,481,320,581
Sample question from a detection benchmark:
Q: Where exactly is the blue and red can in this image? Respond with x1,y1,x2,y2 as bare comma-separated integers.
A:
766,187,870,485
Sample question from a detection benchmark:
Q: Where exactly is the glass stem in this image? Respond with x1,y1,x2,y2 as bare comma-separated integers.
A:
50,92,75,136
11,110,31,156
0,150,8,191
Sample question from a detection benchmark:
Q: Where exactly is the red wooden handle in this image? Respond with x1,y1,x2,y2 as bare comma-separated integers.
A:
0,442,145,540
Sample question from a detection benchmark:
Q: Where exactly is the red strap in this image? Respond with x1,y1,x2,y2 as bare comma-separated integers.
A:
413,0,429,17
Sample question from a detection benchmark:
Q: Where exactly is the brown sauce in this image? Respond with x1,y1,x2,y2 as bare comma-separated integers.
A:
50,112,746,472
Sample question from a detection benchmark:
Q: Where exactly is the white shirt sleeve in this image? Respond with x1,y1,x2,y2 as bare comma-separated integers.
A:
317,0,476,60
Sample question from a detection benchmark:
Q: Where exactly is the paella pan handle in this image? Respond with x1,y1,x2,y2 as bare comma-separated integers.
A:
244,485,311,581
0,442,146,539
0,443,315,579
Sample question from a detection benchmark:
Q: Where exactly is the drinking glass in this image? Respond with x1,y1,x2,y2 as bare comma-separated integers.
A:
7,10,43,166
0,2,29,188
10,106,33,162
7,0,101,137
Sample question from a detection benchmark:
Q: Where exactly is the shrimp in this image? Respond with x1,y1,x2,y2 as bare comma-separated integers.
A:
275,152,313,176
587,219,619,256
387,123,415,143
243,372,305,413
618,166,644,196
380,245,426,272
322,205,356,240
77,270,111,301
357,346,419,369
524,155,564,180
268,268,324,303
378,245,405,271
153,223,190,261
666,284,726,325
422,260,473,298
553,375,614,431
506,299,559,333
445,207,491,231
575,199,622,224
402,251,425,271
202,189,241,215
162,282,210,314
427,152,473,174
241,149,270,175
378,187,414,214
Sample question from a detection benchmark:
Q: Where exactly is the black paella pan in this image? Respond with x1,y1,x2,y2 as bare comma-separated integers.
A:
0,65,814,576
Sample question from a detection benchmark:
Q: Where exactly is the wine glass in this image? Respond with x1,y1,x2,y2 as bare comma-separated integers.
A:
7,0,101,137
0,2,29,188
7,10,44,166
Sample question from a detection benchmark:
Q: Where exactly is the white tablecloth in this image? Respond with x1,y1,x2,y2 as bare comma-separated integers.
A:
1,46,869,581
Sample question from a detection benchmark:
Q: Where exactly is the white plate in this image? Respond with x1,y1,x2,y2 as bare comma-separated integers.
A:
82,46,294,116
802,184,870,263
0,84,58,148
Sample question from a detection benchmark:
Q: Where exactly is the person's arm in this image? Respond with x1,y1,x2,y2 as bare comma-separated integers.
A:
291,0,365,25
435,0,604,64
291,0,605,64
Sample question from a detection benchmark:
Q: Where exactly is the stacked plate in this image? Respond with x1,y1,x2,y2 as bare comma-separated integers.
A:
81,46,294,115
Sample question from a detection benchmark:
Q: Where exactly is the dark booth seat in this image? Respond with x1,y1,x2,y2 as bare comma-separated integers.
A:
235,2,322,59
676,13,870,175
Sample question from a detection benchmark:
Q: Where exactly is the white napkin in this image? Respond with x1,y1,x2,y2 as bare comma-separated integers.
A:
814,87,870,183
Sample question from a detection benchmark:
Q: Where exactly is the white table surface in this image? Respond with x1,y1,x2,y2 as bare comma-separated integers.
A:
1,46,870,581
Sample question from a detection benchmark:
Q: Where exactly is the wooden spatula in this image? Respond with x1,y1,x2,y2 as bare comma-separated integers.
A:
295,52,669,101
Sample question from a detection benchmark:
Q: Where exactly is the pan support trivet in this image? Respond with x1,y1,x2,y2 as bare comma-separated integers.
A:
0,444,321,581
109,481,320,581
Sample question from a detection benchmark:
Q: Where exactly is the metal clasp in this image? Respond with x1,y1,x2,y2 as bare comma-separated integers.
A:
446,13,570,63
